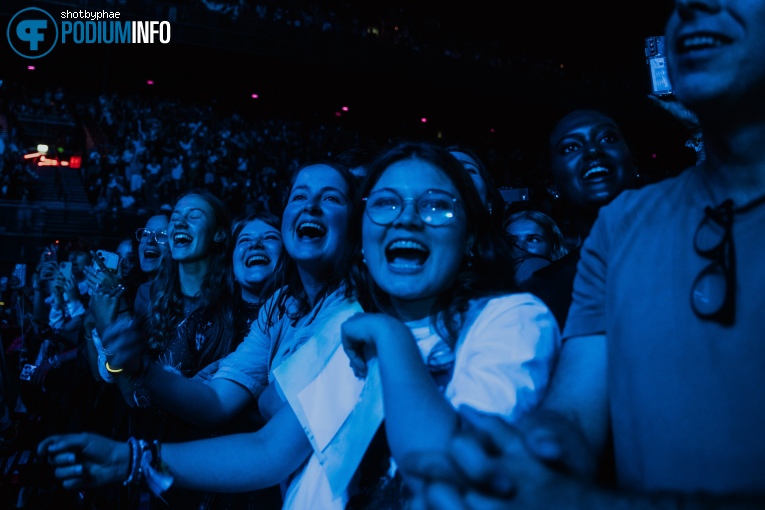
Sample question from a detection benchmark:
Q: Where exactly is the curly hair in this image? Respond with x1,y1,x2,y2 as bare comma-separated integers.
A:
144,188,236,367
357,140,516,348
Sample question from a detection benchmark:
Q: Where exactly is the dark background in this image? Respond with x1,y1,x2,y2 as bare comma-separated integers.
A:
1,0,693,194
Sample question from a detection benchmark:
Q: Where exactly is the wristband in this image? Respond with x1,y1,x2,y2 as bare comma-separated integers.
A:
105,361,124,374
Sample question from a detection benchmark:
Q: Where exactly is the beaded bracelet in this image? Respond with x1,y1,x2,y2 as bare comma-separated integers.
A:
122,437,173,497
123,437,141,486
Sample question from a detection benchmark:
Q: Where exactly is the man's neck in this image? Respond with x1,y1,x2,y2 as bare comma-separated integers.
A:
697,118,765,205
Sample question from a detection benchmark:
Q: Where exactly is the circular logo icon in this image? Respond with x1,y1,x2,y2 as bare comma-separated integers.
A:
7,7,58,59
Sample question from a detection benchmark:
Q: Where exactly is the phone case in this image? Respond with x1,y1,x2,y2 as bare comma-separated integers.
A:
95,250,120,270
60,261,73,279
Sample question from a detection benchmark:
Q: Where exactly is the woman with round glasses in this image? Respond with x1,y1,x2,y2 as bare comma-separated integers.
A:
37,146,557,508
339,140,560,506
134,212,171,318
83,213,169,387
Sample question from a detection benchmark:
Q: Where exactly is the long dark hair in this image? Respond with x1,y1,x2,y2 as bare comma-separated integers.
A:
358,140,515,347
144,188,236,366
262,161,363,328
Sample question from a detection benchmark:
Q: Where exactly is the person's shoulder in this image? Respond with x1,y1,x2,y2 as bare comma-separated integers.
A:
262,285,289,307
481,292,551,315
606,166,697,213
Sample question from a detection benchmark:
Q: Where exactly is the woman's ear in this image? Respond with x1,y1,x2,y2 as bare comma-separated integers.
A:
214,230,226,243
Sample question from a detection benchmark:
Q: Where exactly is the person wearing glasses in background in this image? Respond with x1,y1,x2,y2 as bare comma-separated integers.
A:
91,189,239,508
402,0,765,508
84,213,170,380
133,212,171,319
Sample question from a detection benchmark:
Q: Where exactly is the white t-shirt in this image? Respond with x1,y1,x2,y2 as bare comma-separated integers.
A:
281,292,560,510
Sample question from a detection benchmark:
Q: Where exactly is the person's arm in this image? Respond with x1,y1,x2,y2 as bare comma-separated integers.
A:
38,402,312,492
534,333,609,473
164,403,310,491
403,407,765,510
131,365,255,428
342,295,559,474
258,380,288,421
342,313,460,464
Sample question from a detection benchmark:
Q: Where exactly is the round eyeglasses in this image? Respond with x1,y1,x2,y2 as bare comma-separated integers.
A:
135,228,169,245
363,189,460,226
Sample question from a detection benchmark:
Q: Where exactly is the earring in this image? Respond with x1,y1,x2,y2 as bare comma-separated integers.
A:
466,250,475,268
547,185,560,201
361,249,366,265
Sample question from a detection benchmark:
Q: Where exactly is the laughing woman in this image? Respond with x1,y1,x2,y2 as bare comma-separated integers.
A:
38,162,365,509
340,141,561,506
37,146,558,509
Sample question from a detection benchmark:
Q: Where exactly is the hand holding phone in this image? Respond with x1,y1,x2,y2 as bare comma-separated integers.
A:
39,261,59,281
92,250,120,272
89,250,121,293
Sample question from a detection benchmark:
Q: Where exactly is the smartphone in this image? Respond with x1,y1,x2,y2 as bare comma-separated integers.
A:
20,364,37,381
13,263,27,286
645,35,673,97
92,250,120,271
59,261,73,280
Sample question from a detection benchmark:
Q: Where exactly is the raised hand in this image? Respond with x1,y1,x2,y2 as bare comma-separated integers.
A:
87,250,121,291
89,284,126,333
340,312,404,378
62,273,81,302
37,433,130,490
100,315,146,378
